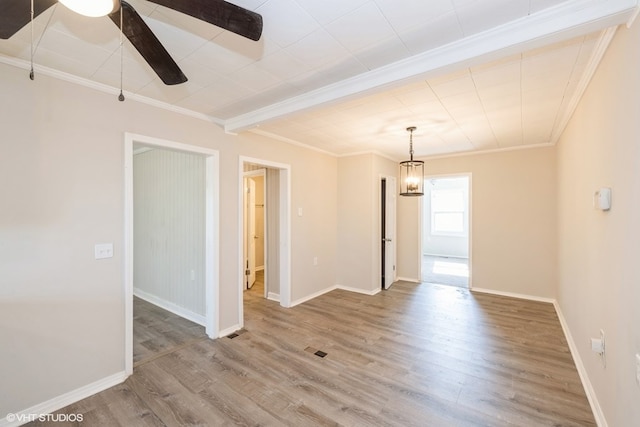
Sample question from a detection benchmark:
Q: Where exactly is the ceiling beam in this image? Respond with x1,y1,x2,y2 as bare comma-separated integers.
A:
225,0,639,133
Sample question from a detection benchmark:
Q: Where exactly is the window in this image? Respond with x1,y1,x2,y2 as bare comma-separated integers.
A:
431,188,466,236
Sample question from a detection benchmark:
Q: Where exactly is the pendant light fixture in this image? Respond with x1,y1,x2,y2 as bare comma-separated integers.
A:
59,0,120,17
399,126,424,196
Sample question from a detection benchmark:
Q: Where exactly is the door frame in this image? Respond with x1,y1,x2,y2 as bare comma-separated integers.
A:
238,156,291,326
420,172,472,288
124,133,220,376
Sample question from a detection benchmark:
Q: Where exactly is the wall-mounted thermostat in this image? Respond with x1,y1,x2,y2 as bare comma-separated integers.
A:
596,188,611,211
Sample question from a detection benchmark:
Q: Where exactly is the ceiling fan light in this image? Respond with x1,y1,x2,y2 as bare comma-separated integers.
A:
59,0,119,18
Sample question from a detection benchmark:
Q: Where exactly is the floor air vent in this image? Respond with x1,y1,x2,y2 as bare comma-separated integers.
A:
227,329,247,339
305,346,327,358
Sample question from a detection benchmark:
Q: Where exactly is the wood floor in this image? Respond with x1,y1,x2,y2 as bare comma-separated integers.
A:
28,280,595,426
133,296,206,366
422,255,469,288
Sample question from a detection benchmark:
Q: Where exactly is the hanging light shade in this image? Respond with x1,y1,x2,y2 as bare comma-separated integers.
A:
59,0,120,17
399,126,424,196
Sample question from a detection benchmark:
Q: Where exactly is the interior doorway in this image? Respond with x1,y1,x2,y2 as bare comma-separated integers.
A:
239,156,291,328
421,174,471,288
124,133,220,375
243,169,266,293
381,176,397,290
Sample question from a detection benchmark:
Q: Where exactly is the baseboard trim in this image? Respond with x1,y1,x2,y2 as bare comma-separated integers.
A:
470,288,604,425
134,288,206,326
396,276,421,284
553,302,607,427
2,371,127,427
290,286,337,307
470,287,555,304
218,324,242,338
335,284,381,296
267,292,280,302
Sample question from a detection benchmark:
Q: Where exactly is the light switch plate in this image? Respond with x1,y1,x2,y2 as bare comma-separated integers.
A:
95,243,114,260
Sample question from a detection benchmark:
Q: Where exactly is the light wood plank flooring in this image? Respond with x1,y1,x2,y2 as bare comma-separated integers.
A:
29,281,595,426
422,255,469,288
133,296,207,366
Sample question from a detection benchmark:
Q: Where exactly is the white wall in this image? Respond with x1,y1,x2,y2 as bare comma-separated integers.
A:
556,21,640,426
336,153,397,293
0,62,337,417
133,149,206,320
397,147,557,298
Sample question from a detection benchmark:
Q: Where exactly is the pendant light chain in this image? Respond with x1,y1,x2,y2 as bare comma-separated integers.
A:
118,6,125,102
28,2,57,81
409,127,414,161
29,0,34,80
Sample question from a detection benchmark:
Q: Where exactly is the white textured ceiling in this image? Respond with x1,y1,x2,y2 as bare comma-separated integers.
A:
0,0,637,159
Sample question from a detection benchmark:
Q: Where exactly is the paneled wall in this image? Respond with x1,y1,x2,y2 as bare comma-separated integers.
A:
133,148,206,322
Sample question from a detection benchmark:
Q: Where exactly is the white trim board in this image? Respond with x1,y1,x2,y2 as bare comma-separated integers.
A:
124,133,220,376
395,277,421,284
238,156,292,330
225,0,638,133
290,286,337,307
0,55,221,126
470,287,555,304
218,324,242,338
267,292,280,302
1,372,127,427
134,288,206,327
335,284,381,296
553,302,607,427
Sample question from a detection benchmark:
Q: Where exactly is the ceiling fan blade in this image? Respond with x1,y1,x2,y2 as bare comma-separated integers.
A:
109,1,187,85
147,0,263,41
0,0,58,39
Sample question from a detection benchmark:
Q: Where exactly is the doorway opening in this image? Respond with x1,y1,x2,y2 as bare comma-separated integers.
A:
239,157,291,328
421,174,471,288
124,133,219,375
243,168,266,295
380,176,397,290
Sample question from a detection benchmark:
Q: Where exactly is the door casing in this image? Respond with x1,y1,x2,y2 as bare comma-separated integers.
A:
124,133,220,376
238,157,292,327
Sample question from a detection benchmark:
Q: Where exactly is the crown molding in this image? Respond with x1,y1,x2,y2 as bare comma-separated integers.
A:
0,54,224,126
549,26,618,145
224,0,639,133
248,129,337,157
419,142,556,161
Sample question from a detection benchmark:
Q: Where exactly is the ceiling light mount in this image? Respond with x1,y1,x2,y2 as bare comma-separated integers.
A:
399,126,424,197
58,0,120,18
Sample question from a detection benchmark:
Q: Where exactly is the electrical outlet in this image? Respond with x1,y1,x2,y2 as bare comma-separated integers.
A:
591,330,606,367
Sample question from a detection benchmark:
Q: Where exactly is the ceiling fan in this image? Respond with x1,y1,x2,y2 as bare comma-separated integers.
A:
0,0,263,85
